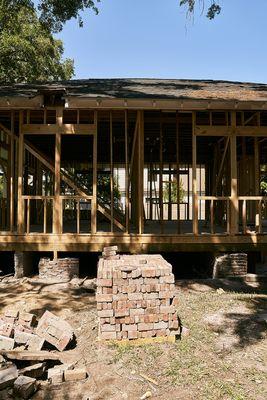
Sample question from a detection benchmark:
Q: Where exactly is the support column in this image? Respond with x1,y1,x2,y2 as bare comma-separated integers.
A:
138,110,144,234
131,111,144,234
10,111,15,231
53,108,62,234
14,251,33,278
17,111,24,234
125,110,129,233
230,111,238,235
91,111,98,234
192,112,198,235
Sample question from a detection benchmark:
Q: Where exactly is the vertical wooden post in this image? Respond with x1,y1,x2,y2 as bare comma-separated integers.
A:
17,111,24,234
53,108,62,234
110,111,114,232
43,198,47,234
159,112,163,233
210,199,214,234
9,111,15,231
242,199,247,234
192,112,198,235
254,137,260,231
254,138,260,194
91,111,98,234
77,199,80,234
230,111,238,235
138,110,144,235
176,112,180,234
26,198,30,234
125,110,129,233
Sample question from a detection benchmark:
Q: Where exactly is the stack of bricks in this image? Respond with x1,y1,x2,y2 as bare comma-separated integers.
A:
96,252,180,341
0,309,74,352
38,258,79,280
213,253,248,278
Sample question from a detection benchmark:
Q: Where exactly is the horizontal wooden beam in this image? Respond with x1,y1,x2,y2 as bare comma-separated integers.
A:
0,232,267,253
196,125,267,137
1,97,267,111
22,124,96,135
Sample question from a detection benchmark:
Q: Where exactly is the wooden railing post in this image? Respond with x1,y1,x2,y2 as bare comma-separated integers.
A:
230,112,238,235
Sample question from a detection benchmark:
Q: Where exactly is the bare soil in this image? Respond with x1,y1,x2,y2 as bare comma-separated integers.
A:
0,276,266,400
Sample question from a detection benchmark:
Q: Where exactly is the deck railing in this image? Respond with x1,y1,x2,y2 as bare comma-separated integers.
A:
61,195,93,234
239,196,267,234
198,196,230,234
22,196,54,234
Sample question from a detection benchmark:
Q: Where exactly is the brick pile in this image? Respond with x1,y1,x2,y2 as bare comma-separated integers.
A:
38,258,79,280
0,310,85,397
213,253,248,278
0,310,73,352
96,250,180,341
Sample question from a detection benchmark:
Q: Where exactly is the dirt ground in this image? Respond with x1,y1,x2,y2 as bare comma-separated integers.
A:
0,276,266,400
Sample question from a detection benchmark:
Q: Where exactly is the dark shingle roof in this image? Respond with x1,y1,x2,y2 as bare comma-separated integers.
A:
1,78,267,101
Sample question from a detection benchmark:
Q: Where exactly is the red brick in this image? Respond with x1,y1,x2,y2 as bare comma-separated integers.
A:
0,335,14,350
128,331,138,339
101,324,116,332
122,324,137,332
138,323,154,331
97,279,112,287
169,320,179,330
100,331,117,340
160,305,175,314
96,294,113,303
36,311,74,352
114,309,129,318
154,321,168,330
0,320,13,338
128,293,143,301
129,308,144,316
64,368,87,382
98,309,114,318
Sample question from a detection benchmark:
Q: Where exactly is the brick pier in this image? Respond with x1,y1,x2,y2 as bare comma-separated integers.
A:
96,253,180,341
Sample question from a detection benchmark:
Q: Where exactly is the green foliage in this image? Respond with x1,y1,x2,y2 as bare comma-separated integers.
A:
0,1,100,33
97,173,122,211
163,179,185,203
37,0,100,33
0,3,74,83
260,179,267,195
0,174,3,198
180,0,221,19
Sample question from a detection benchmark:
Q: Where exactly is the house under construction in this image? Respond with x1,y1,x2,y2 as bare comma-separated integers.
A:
0,78,267,274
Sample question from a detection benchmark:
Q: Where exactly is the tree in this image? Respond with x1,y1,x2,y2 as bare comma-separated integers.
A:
0,3,74,83
1,1,99,33
180,0,221,19
163,179,185,204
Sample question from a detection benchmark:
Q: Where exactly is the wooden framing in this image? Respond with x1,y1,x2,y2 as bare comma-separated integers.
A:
125,110,129,233
0,103,266,254
110,111,114,232
53,109,62,234
17,111,24,234
192,112,198,235
230,112,238,235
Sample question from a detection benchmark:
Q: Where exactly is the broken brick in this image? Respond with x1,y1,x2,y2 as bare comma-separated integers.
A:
36,311,74,352
13,375,37,399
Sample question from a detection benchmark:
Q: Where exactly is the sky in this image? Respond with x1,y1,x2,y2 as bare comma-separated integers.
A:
57,0,267,83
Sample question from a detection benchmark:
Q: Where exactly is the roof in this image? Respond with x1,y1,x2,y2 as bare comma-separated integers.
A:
1,78,267,102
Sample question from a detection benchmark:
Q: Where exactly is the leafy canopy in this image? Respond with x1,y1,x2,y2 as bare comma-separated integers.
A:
1,1,100,33
0,2,74,83
180,0,221,19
